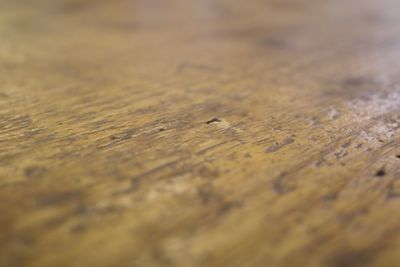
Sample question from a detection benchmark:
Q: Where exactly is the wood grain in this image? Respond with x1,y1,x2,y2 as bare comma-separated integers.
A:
2,0,400,266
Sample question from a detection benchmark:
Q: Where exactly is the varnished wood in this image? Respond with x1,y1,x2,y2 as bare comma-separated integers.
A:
2,0,400,266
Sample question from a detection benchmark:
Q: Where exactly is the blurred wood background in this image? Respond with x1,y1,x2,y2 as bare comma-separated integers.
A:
1,0,400,266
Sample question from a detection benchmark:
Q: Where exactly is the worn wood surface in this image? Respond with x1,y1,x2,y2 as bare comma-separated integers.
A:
2,0,400,266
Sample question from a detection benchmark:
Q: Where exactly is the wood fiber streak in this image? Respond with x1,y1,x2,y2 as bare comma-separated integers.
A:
1,0,400,266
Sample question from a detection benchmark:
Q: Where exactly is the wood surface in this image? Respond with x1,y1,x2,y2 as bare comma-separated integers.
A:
1,0,400,266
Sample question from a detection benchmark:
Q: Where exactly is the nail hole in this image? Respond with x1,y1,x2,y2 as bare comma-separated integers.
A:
206,118,221,124
375,167,386,177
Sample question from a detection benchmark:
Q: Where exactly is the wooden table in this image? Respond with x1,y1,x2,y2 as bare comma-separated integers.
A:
1,0,400,266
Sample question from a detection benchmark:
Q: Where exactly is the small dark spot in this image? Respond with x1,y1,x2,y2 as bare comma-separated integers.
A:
327,107,340,120
158,128,166,132
17,236,35,247
272,172,296,194
197,165,219,179
327,249,372,267
37,191,81,207
70,223,87,234
24,166,47,178
266,138,295,153
341,142,351,148
375,167,386,177
334,150,348,159
197,183,220,204
343,77,367,87
260,37,290,49
396,155,400,159
314,158,329,168
131,177,141,190
198,184,213,204
311,116,319,126
364,12,386,24
322,192,338,202
206,118,221,124
45,216,68,228
0,92,9,98
61,1,91,13
109,129,134,141
266,143,279,153
217,201,242,216
387,183,400,200
358,207,369,215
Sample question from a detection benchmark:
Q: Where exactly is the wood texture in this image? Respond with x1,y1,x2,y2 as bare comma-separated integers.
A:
2,0,400,266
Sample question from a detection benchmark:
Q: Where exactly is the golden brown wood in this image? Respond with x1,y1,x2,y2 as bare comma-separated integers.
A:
2,0,400,266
